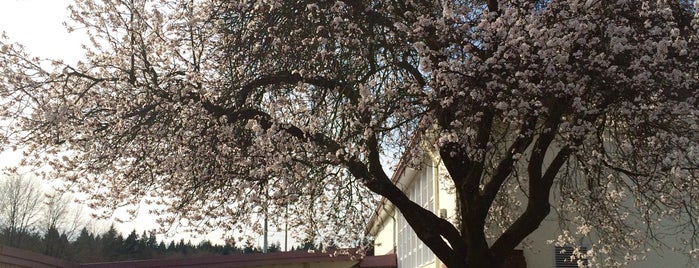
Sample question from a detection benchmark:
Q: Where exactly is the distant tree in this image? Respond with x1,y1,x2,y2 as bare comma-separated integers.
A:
58,233,70,258
167,240,176,254
221,243,235,255
40,193,68,233
72,227,99,262
0,217,247,262
242,241,259,254
0,174,43,247
40,190,86,240
171,239,196,256
123,230,141,259
43,226,64,257
6,231,43,253
157,241,167,255
268,241,281,253
101,225,124,261
299,238,316,251
198,240,213,254
143,231,157,258
92,233,103,257
176,239,186,255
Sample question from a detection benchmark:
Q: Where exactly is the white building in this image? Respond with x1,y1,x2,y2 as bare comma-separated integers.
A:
366,143,692,268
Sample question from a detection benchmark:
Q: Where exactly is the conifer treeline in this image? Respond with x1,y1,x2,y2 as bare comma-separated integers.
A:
1,226,316,263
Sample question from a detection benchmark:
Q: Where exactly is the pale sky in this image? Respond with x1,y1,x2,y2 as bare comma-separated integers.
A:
0,0,83,64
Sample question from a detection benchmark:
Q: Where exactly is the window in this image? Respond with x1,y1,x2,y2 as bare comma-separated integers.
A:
554,246,588,268
397,166,436,268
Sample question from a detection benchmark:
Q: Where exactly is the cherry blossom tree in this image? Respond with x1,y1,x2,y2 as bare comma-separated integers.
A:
1,0,698,267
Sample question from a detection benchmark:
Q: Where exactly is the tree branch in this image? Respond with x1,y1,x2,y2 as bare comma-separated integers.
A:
350,136,464,267
466,109,494,194
234,71,348,106
481,116,537,204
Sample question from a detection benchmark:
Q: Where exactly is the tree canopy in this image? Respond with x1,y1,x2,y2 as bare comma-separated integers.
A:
1,0,698,267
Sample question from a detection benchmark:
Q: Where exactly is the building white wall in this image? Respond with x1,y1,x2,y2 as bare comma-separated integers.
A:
396,158,437,268
373,214,395,256
371,152,696,268
436,160,457,226
520,217,560,268
523,212,695,268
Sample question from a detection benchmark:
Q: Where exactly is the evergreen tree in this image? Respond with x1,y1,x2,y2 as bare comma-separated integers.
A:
145,232,157,249
268,242,281,253
72,228,98,262
167,240,176,255
222,243,235,255
176,239,186,255
242,242,259,254
300,238,316,251
157,241,167,255
42,226,63,257
198,240,213,255
123,230,140,259
58,233,70,259
101,225,124,261
142,231,157,258
0,221,262,262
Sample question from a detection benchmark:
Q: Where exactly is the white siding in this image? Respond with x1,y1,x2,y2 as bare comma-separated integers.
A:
397,166,436,268
373,215,395,256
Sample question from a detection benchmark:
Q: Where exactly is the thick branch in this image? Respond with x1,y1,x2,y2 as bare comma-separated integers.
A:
349,150,465,267
487,0,498,12
481,116,537,204
543,146,572,185
489,196,550,260
440,142,471,188
527,110,564,182
186,91,344,154
491,125,573,262
360,136,466,267
234,71,348,106
465,109,495,195
395,60,426,88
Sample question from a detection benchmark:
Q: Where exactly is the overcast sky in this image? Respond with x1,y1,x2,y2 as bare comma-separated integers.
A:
0,0,83,64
